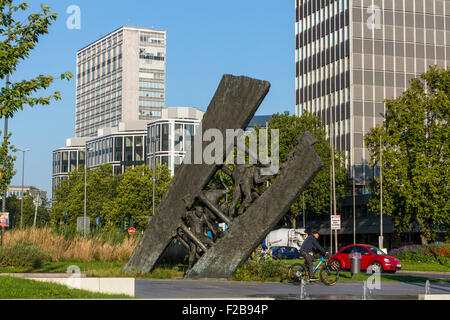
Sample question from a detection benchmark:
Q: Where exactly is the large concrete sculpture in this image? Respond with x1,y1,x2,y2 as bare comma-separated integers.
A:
123,75,323,278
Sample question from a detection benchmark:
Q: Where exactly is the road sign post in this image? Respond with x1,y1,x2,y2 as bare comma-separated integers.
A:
331,215,341,230
331,215,341,254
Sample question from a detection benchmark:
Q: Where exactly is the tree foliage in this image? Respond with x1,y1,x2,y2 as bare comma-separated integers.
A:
51,164,172,232
256,111,350,227
101,165,172,231
0,131,15,194
0,0,72,192
365,66,449,244
5,190,50,228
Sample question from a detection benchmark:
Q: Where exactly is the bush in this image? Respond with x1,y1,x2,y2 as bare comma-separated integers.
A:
0,241,51,268
232,256,288,282
389,242,450,265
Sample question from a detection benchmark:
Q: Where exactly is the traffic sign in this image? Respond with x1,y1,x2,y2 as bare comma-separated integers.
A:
128,227,136,235
331,215,341,230
0,212,9,228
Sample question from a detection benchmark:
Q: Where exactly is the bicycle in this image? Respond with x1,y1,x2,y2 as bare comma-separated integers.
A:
287,255,339,286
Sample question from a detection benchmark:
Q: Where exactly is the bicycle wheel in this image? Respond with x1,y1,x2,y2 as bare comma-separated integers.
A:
287,264,307,283
319,264,339,286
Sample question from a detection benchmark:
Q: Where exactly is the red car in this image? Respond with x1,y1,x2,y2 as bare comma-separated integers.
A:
329,244,402,273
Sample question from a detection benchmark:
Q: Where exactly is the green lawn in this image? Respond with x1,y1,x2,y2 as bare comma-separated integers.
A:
279,259,450,273
400,261,450,272
0,276,134,299
0,261,186,279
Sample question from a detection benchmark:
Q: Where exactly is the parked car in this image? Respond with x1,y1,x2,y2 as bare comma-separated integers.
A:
328,244,402,273
263,246,300,260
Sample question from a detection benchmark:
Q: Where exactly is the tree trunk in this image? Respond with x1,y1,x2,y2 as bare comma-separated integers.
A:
291,216,296,229
420,234,428,246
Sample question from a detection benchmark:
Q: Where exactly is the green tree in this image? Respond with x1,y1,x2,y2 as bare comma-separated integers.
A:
51,164,120,231
101,165,172,231
0,0,72,192
264,111,350,228
51,164,172,233
0,132,15,195
248,111,351,228
6,191,50,228
365,66,449,245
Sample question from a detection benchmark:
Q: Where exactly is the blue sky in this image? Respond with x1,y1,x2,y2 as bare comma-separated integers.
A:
4,0,295,197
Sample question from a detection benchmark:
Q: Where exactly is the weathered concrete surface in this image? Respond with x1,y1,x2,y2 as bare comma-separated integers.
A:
185,132,323,278
123,75,270,274
25,277,135,296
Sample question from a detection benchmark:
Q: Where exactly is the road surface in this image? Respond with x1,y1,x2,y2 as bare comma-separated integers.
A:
135,278,450,300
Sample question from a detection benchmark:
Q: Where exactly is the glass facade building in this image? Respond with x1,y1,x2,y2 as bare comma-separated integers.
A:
147,107,204,176
52,146,86,192
86,130,147,175
295,0,449,185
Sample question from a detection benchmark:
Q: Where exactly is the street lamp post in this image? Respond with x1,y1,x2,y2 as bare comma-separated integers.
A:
84,146,90,236
151,136,160,217
17,148,30,229
379,136,384,250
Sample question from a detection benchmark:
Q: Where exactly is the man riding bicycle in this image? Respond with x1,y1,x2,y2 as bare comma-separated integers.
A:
299,231,329,281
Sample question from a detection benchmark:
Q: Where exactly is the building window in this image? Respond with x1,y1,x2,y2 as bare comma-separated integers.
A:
125,136,133,163
114,137,122,162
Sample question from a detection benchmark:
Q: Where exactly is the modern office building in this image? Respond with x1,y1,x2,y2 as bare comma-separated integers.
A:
52,137,87,193
295,0,449,186
85,121,148,175
147,107,204,176
75,26,166,138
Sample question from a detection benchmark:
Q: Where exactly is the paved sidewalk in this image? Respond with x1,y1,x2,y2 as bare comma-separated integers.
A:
395,270,450,279
135,279,450,300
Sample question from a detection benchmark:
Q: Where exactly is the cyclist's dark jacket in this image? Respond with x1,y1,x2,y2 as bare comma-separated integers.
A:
300,235,326,255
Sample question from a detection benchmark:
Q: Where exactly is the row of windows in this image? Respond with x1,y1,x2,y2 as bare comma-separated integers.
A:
296,10,349,49
297,71,350,105
353,8,448,28
353,39,447,60
148,122,198,154
139,72,164,80
139,110,162,117
77,100,122,120
353,0,446,15
139,81,164,89
353,70,420,89
297,40,349,76
78,50,122,81
77,110,122,129
139,49,165,61
77,82,122,103
139,91,164,98
139,101,165,108
77,72,122,94
53,150,85,174
140,35,164,45
78,33,123,60
78,91,122,109
87,135,146,167
77,121,121,137
295,0,341,22
353,101,385,118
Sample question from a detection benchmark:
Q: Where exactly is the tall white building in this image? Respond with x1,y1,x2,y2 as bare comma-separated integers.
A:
75,26,166,137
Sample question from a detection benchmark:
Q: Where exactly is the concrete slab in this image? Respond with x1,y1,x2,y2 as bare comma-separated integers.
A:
26,277,134,297
0,273,86,278
419,294,450,300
